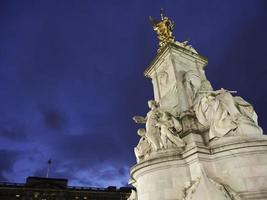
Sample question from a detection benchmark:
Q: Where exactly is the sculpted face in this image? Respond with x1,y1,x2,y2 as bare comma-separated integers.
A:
137,128,146,137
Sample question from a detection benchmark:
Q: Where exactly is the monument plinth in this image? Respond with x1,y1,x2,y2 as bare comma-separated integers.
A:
144,42,208,115
128,11,267,200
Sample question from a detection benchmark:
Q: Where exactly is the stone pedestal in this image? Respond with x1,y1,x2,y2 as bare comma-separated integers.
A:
144,43,208,116
130,135,267,200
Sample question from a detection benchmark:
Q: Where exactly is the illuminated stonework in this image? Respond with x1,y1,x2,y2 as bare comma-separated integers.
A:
129,12,267,200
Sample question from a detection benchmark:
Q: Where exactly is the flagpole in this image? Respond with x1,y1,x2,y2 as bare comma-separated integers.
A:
46,159,52,178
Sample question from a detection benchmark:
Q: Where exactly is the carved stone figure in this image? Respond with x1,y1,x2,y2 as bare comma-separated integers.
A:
194,88,263,140
134,128,151,162
156,112,185,149
133,100,162,151
149,9,175,52
183,70,203,104
133,100,186,160
183,72,213,107
234,96,260,126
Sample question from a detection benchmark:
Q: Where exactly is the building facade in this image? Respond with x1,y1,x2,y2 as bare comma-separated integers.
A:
0,177,131,200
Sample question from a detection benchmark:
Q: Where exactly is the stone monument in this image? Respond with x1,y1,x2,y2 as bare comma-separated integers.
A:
128,10,267,200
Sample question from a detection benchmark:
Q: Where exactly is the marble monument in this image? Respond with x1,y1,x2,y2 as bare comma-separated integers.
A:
128,10,267,200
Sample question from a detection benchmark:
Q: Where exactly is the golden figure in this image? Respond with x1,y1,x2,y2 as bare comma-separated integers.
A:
149,9,175,52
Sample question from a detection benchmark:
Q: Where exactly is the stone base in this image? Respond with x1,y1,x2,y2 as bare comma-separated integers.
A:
129,135,267,200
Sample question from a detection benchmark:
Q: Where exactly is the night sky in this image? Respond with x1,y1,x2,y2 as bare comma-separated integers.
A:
0,0,266,187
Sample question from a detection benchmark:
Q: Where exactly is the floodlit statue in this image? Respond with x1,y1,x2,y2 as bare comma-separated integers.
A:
129,10,266,200
149,9,198,54
149,8,175,51
133,100,186,162
194,88,263,140
156,111,185,149
133,100,162,151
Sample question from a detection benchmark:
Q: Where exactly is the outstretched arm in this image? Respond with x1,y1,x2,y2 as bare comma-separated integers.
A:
133,116,147,124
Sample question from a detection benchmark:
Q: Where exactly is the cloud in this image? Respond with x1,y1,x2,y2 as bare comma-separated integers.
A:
54,133,130,167
0,125,27,141
68,164,130,187
38,105,67,131
0,150,21,181
30,155,130,187
25,132,134,186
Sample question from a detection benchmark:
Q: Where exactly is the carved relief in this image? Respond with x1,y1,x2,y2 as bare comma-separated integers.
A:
156,59,175,98
158,71,169,88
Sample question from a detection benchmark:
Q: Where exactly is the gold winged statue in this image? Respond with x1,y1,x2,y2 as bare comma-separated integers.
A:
149,9,175,52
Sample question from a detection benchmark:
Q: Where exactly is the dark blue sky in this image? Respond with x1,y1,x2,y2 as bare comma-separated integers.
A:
0,0,266,187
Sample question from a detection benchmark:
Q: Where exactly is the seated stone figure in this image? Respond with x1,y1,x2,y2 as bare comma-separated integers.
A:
156,111,185,149
233,95,263,136
134,128,151,162
194,88,263,141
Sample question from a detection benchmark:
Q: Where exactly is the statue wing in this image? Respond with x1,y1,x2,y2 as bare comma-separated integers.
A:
149,16,159,27
133,116,146,124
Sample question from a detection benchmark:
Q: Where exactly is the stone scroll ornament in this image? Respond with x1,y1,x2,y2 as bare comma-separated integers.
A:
133,100,186,162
